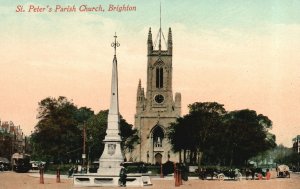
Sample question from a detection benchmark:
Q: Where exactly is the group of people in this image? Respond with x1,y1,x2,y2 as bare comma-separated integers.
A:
245,168,271,180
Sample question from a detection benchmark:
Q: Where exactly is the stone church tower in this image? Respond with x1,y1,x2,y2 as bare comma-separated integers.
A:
128,27,181,164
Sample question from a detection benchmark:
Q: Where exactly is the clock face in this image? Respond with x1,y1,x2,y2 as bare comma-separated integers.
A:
155,94,164,104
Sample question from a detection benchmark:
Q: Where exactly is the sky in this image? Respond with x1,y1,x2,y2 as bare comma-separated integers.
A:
0,0,299,147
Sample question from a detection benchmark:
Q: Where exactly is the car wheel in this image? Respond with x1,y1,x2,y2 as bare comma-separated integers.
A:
218,174,225,181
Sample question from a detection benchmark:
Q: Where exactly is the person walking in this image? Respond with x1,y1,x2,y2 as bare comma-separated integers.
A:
119,166,127,187
266,169,271,180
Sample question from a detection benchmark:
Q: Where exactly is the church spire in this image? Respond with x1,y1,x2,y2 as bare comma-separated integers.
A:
136,79,145,113
137,79,142,95
137,79,145,100
168,27,172,55
147,28,153,55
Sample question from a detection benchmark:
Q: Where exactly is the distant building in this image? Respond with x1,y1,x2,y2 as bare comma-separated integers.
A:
0,120,26,158
292,135,300,153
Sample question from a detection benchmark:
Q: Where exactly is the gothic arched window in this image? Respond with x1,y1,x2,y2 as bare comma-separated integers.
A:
156,67,163,88
152,126,164,147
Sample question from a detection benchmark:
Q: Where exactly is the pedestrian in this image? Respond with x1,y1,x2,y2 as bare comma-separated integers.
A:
266,169,271,180
257,172,263,180
245,168,251,180
181,163,188,181
68,166,74,178
251,168,255,180
119,166,127,187
77,164,82,173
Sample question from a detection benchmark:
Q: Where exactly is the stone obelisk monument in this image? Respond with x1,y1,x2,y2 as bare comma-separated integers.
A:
98,33,124,175
73,33,151,187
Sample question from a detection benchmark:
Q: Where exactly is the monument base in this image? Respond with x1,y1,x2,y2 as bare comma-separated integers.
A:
73,173,152,187
97,139,124,175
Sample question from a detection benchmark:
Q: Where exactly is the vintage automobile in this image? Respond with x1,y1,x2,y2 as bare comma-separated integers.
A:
277,164,290,178
196,168,220,180
217,168,243,181
30,161,46,170
196,168,242,181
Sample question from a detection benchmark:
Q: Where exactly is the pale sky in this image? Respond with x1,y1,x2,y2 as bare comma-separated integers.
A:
0,0,299,147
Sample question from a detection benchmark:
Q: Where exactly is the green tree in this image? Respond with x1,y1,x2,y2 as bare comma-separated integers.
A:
84,110,108,162
222,109,276,166
120,117,139,156
30,96,94,163
168,102,277,168
168,102,226,167
168,117,189,163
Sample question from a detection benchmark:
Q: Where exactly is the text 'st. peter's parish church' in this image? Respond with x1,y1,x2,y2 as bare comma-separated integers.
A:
127,22,182,164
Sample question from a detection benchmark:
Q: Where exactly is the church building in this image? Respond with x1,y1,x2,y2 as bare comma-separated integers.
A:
128,26,181,164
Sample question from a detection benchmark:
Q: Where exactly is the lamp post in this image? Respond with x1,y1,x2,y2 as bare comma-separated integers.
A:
87,136,93,173
82,123,86,168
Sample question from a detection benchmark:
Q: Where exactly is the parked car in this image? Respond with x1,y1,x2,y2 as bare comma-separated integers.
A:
217,169,242,181
277,164,290,178
30,161,46,170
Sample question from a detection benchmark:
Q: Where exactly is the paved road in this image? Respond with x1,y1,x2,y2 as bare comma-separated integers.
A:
0,170,299,189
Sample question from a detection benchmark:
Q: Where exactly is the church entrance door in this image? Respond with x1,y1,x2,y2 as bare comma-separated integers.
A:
155,153,162,165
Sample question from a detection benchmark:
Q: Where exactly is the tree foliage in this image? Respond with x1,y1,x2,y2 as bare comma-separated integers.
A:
31,96,94,162
30,97,138,163
85,110,139,162
168,102,276,167
221,109,276,166
168,102,226,165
